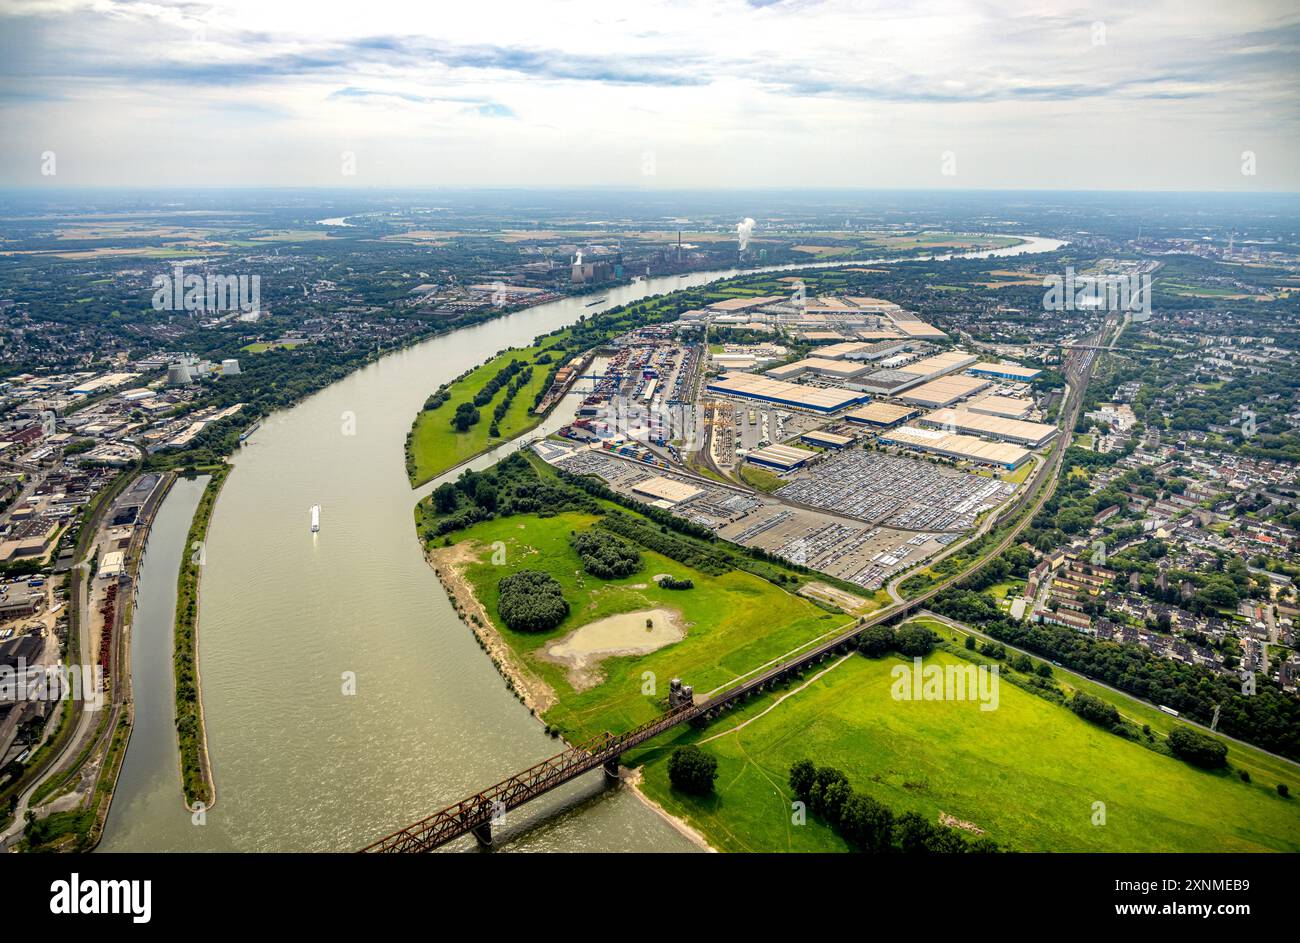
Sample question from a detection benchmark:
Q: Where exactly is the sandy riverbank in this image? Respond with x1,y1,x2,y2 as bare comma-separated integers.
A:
427,541,557,714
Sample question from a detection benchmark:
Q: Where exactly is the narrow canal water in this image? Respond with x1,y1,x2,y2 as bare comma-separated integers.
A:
102,237,1064,852
99,475,209,851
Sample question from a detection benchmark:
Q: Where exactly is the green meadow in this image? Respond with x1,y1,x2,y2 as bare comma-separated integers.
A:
913,617,1300,790
448,512,850,741
632,641,1300,853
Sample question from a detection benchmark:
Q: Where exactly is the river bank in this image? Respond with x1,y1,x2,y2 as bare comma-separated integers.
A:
173,467,228,811
428,542,557,715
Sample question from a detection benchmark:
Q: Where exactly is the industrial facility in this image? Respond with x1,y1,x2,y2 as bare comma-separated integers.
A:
878,425,1031,470
745,443,817,471
706,372,869,413
897,374,992,408
968,361,1043,382
844,402,919,428
918,408,1057,448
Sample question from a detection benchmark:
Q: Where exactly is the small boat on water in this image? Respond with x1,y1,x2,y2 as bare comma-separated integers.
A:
585,297,607,307
310,505,320,533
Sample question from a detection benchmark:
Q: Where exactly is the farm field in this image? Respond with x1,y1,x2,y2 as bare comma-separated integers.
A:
634,639,1300,853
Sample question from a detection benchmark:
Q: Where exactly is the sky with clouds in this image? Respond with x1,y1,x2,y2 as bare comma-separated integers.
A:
1,0,1296,190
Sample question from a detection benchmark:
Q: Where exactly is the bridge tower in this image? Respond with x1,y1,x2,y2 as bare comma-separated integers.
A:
668,678,694,710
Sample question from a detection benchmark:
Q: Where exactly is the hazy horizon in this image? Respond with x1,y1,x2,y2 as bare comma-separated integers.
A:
2,0,1297,191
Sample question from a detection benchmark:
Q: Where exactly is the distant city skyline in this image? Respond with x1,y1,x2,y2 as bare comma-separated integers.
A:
1,0,1297,191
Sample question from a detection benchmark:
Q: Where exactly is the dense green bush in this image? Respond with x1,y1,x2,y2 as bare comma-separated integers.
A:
1167,725,1228,769
1069,691,1121,729
571,529,642,579
668,745,718,795
789,759,998,853
497,570,569,632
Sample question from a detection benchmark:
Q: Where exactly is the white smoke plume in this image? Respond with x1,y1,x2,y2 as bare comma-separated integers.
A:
736,217,756,252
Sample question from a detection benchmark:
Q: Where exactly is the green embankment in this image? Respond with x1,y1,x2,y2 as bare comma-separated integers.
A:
405,340,563,487
173,465,229,808
634,640,1300,853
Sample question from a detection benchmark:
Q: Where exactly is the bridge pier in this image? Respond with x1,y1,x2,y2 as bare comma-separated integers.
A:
602,754,622,781
472,822,493,848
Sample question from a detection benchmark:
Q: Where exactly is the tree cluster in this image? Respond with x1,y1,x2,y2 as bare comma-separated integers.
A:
789,760,998,853
497,570,569,632
667,745,718,795
571,529,642,578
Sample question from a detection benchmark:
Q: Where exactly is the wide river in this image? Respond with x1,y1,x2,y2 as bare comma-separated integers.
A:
100,236,1064,852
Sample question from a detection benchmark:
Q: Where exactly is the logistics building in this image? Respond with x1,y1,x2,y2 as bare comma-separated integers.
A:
919,408,1057,448
964,394,1034,420
844,402,919,428
766,357,872,382
879,426,1031,470
854,350,979,395
705,373,869,413
630,476,703,506
800,429,854,449
896,374,991,408
968,361,1042,382
744,443,817,471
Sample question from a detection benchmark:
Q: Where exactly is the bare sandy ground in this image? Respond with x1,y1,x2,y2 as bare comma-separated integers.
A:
538,608,685,691
622,767,716,852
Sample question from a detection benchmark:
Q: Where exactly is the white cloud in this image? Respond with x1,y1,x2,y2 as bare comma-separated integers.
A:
1,0,1296,188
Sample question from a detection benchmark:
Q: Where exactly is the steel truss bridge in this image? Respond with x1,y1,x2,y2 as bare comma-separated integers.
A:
362,313,1118,853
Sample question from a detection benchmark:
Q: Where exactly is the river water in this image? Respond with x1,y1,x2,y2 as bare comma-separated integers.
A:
101,236,1064,852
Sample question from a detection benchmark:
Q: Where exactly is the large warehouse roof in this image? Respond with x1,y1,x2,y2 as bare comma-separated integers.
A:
706,373,868,413
766,357,870,380
889,318,948,339
897,374,991,407
881,426,1030,469
921,408,1057,447
707,295,784,311
965,394,1034,419
906,351,978,378
631,475,704,505
745,443,817,470
969,361,1042,381
845,402,918,427
813,341,872,360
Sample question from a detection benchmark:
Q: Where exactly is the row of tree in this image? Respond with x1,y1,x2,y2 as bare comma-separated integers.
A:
789,760,999,853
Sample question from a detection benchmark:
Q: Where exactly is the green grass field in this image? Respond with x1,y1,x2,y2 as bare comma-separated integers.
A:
634,642,1300,853
241,341,301,353
406,341,563,486
449,512,850,740
737,464,786,493
910,617,1300,789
